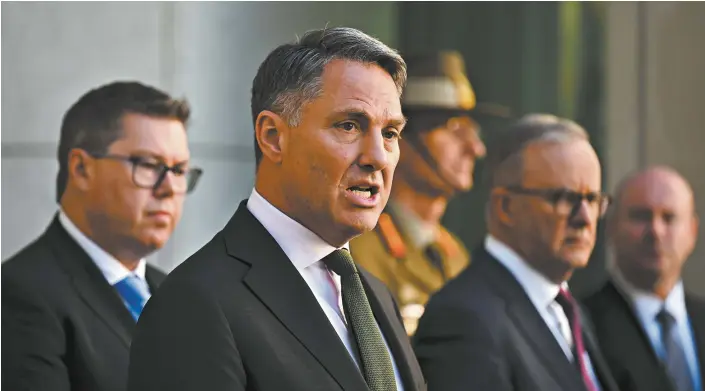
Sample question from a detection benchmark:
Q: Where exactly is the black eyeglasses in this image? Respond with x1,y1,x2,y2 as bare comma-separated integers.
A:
89,153,203,194
502,186,611,217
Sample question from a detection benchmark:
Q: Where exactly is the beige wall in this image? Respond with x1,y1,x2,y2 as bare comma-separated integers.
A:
606,2,705,295
1,2,399,270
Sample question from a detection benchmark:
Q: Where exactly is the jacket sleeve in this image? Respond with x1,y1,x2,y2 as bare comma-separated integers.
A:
413,300,512,391
1,275,70,391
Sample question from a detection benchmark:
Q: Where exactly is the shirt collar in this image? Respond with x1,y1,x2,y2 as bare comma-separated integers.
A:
387,201,438,248
58,210,147,285
246,188,349,271
612,267,688,324
485,234,566,309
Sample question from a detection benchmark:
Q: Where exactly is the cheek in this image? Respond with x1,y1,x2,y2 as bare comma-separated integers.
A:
172,196,186,222
427,136,453,161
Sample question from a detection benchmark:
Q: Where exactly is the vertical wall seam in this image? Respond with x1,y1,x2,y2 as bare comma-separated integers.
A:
637,2,648,169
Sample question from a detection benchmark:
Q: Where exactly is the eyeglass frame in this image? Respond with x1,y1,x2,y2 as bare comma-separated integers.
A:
86,152,203,194
496,185,611,218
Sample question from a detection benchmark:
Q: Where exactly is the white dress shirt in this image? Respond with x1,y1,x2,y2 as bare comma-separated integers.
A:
485,235,602,390
613,272,702,391
247,188,405,390
58,210,148,290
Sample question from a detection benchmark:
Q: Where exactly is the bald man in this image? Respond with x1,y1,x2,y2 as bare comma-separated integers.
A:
583,166,704,391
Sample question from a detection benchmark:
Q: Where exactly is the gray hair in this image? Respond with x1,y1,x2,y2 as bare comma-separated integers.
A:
250,26,407,165
484,113,590,188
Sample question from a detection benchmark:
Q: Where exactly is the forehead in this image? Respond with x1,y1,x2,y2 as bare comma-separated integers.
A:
522,139,601,190
109,113,189,160
310,59,403,122
620,173,693,212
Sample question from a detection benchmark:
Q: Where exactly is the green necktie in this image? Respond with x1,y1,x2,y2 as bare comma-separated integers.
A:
324,249,398,391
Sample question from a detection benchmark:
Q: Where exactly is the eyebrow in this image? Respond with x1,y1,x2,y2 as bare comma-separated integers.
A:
332,108,407,128
129,150,190,164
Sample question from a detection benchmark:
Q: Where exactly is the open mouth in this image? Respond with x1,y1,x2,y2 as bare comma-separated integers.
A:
346,185,379,200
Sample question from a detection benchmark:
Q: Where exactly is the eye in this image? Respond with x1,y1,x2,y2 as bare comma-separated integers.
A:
172,165,188,176
134,159,162,171
383,128,401,140
550,189,572,204
337,121,358,132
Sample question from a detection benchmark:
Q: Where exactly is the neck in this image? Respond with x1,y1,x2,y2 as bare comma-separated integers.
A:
254,170,352,248
618,265,680,300
61,198,143,271
391,177,449,226
490,226,573,285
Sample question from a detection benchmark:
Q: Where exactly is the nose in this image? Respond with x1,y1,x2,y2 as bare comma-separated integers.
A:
569,200,594,227
646,217,667,240
152,170,177,198
458,123,486,158
469,135,487,158
357,130,390,171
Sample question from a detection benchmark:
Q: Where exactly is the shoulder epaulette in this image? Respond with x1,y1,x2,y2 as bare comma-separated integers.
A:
376,213,407,259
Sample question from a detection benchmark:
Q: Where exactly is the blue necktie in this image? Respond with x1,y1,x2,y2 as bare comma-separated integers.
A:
114,275,150,321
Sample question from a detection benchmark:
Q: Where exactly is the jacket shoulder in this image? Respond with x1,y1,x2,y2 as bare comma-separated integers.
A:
2,232,59,284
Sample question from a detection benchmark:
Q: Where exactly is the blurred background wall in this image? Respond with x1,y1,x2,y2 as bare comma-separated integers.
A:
2,1,704,296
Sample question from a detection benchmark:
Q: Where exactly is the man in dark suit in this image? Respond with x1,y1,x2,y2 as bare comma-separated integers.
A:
127,27,426,391
413,114,619,391
583,166,703,391
2,81,203,391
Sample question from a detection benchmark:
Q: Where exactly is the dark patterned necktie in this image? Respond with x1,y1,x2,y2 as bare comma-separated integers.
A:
555,288,598,391
324,249,398,391
656,308,695,391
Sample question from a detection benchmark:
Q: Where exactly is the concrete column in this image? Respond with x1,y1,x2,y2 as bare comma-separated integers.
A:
605,2,705,295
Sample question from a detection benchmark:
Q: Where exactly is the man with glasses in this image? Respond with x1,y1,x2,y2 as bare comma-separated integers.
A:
350,51,491,335
413,114,619,391
2,81,202,391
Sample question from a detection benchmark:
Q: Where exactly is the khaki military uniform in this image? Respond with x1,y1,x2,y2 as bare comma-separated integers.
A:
350,202,470,335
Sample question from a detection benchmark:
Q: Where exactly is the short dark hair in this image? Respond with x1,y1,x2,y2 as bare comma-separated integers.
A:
484,114,589,188
250,26,407,166
56,81,191,202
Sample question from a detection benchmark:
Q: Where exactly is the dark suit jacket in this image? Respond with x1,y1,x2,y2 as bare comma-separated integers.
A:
1,215,166,391
127,200,426,391
412,246,619,391
583,279,705,391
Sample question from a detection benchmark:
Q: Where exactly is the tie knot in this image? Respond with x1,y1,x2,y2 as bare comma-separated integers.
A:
116,274,143,289
555,287,575,310
656,307,676,328
323,249,358,277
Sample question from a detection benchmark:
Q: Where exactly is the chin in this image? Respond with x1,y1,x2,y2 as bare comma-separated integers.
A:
565,254,592,269
140,231,172,251
342,210,382,235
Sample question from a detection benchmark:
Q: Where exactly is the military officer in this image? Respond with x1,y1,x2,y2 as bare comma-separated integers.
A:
351,50,503,335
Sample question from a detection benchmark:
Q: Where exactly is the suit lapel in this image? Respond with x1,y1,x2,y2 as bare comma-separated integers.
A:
591,281,676,391
476,248,587,390
46,216,135,348
225,202,367,391
145,265,166,293
361,269,422,390
579,306,620,391
685,294,705,385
